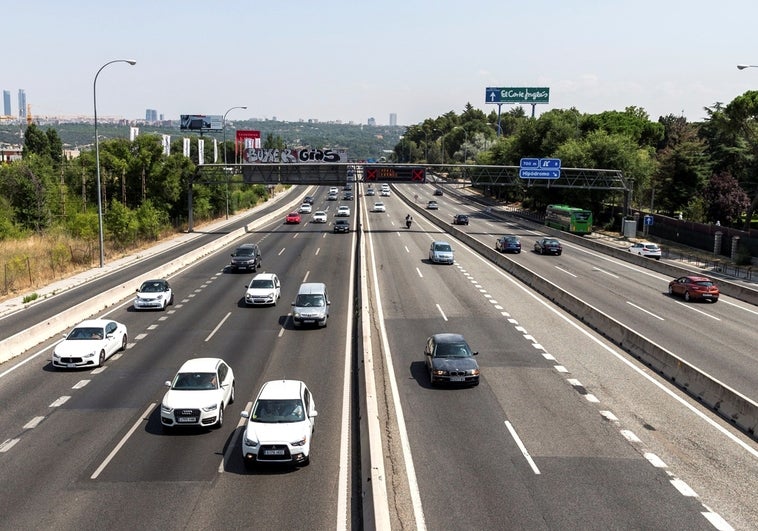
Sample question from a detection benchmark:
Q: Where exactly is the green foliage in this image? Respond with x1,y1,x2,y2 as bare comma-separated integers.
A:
66,211,99,240
23,293,38,304
683,196,707,222
104,200,138,248
135,199,169,240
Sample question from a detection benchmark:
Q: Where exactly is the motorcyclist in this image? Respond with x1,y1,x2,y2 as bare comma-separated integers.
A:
405,214,413,228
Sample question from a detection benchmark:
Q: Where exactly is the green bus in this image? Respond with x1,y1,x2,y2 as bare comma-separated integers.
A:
544,204,593,234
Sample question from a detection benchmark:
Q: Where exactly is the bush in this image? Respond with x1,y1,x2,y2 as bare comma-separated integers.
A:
105,200,138,248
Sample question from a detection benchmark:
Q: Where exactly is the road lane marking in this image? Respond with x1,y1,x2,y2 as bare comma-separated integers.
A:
591,266,619,278
0,439,19,453
670,478,698,497
72,380,90,389
644,452,667,468
504,421,540,475
555,266,577,277
24,416,45,429
205,312,231,342
49,396,70,407
673,300,722,321
436,304,448,321
91,403,156,480
626,302,665,320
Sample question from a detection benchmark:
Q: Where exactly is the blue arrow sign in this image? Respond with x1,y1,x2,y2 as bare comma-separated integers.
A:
520,158,539,168
519,169,561,179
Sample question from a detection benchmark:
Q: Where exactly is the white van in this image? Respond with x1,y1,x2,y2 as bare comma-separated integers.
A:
291,282,330,328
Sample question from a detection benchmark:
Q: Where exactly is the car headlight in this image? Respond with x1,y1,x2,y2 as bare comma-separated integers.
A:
291,436,307,447
84,351,97,358
161,403,173,413
293,311,301,318
201,404,218,412
432,369,447,376
243,431,259,447
470,369,481,376
267,292,274,298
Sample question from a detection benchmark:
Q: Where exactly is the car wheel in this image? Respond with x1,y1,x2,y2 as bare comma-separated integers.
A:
98,350,106,367
684,291,691,302
120,334,127,351
216,406,224,429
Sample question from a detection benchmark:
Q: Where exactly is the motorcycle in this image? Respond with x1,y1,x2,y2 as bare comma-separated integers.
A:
405,218,412,229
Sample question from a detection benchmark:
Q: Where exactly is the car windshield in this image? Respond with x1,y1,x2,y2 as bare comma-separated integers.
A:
172,372,217,390
434,342,472,358
139,282,165,293
250,279,274,289
435,243,452,252
504,237,518,243
252,399,305,423
68,327,104,340
545,239,559,245
236,248,254,257
295,294,325,307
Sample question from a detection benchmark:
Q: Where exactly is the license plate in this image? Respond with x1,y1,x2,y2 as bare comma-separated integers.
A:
177,417,197,423
67,363,78,368
303,319,315,324
450,376,465,382
264,449,285,456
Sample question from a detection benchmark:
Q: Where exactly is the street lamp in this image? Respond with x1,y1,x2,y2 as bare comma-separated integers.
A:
222,105,247,219
94,58,136,268
737,64,758,70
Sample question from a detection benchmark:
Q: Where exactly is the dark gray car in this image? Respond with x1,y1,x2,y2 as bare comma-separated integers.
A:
424,333,480,386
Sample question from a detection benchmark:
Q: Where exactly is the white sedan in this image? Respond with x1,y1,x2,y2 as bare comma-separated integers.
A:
312,210,327,223
52,319,128,368
245,272,281,306
629,242,661,259
299,203,312,214
373,202,386,212
161,358,235,430
336,205,351,217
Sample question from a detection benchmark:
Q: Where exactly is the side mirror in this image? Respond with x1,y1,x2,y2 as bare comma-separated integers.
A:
135,288,139,293
310,409,318,418
164,380,172,387
473,351,479,356
240,411,250,419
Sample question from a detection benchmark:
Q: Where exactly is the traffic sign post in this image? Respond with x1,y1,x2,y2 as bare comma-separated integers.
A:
519,157,561,179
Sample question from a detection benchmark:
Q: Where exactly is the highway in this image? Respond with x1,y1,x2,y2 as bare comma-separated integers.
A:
0,182,756,529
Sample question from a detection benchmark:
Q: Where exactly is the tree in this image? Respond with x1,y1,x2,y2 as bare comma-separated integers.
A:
702,172,750,225
22,124,50,159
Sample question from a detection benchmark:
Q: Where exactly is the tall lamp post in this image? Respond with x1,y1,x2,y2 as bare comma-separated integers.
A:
94,59,136,268
222,105,247,219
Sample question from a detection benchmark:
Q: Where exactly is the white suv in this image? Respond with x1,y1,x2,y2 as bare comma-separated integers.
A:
240,380,317,468
160,358,235,431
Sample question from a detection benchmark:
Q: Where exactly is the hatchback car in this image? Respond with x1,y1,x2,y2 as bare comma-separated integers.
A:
230,243,262,272
52,319,128,369
433,188,443,196
496,235,521,253
161,358,235,430
452,214,469,225
380,189,391,197
245,272,281,306
629,242,661,259
365,188,375,196
373,202,386,212
312,210,327,223
429,241,454,264
298,203,312,214
327,192,338,201
343,192,354,200
334,219,350,233
241,379,317,468
668,275,720,302
426,200,439,210
336,205,351,217
424,333,480,386
303,195,314,204
285,212,302,224
534,238,562,255
134,279,174,310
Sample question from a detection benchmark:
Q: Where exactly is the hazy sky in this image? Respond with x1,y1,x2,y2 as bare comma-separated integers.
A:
4,1,758,126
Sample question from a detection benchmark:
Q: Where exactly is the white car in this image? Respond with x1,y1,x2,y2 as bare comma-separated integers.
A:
312,210,327,223
133,278,173,310
245,272,281,306
380,189,391,197
336,205,351,217
241,379,317,468
629,242,661,259
373,202,386,212
52,319,128,368
161,358,235,430
329,186,339,195
298,203,312,214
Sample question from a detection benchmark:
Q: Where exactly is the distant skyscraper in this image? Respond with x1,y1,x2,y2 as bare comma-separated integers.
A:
368,117,376,126
18,89,26,119
389,113,397,126
145,109,158,122
2,90,10,116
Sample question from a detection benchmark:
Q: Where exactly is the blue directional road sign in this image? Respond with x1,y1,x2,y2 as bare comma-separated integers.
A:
519,157,561,179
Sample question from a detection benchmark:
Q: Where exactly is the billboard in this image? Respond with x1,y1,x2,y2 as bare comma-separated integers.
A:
485,87,550,104
180,114,223,131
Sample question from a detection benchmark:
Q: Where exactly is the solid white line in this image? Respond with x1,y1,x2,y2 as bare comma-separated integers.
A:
91,403,155,479
626,301,665,320
24,416,45,429
364,202,425,530
504,421,540,475
205,312,231,342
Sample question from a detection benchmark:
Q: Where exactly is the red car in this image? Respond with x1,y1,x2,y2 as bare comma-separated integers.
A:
668,275,719,302
285,212,301,224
